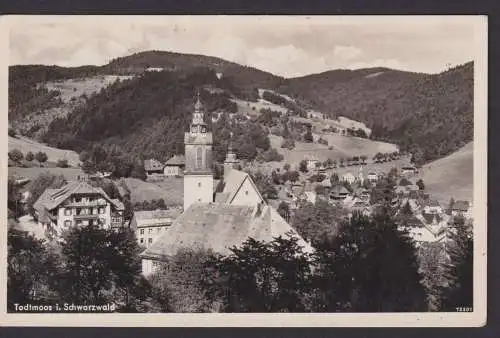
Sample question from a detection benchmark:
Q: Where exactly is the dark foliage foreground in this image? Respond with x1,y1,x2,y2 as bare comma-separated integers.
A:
8,207,473,313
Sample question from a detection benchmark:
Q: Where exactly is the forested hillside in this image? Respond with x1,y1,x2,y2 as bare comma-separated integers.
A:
41,67,271,167
9,65,103,121
9,51,473,166
281,63,474,165
104,50,285,101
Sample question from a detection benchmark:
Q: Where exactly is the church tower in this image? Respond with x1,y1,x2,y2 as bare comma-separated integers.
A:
224,132,240,179
183,92,214,211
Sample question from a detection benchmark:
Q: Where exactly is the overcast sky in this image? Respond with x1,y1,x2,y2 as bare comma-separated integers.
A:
8,16,479,78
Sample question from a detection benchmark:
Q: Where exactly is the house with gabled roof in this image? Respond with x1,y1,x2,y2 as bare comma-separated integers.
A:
130,208,182,248
342,172,356,184
401,166,418,176
144,158,165,180
367,172,378,183
163,155,185,177
329,185,350,201
214,168,265,208
397,213,448,245
424,200,442,214
450,200,472,219
33,180,125,240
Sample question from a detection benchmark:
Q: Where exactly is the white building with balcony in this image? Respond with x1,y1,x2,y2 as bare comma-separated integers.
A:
33,180,125,240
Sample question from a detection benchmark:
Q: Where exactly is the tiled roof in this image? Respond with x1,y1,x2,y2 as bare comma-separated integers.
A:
421,213,443,224
165,155,185,166
33,181,124,215
405,215,425,228
131,209,182,229
330,185,350,195
144,159,164,172
219,169,264,204
110,199,125,211
452,200,470,212
140,203,313,259
427,200,441,207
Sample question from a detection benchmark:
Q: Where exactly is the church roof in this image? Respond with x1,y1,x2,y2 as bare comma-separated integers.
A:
131,209,182,229
140,203,313,259
218,169,264,204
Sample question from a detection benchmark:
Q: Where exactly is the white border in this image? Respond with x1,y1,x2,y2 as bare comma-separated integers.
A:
0,15,488,327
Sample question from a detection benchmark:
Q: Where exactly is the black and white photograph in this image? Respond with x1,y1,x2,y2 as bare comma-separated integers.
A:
1,15,487,326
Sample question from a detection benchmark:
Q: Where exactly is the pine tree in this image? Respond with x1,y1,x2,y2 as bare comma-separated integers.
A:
440,216,473,311
313,211,428,312
212,236,312,312
7,228,58,310
57,225,147,309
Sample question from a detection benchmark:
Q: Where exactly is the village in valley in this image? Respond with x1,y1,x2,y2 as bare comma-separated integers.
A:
7,18,475,314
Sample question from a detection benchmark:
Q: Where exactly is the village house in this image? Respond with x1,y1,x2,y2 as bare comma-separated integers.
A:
144,158,165,180
307,111,324,119
423,200,442,214
367,172,378,183
140,96,313,276
130,209,182,247
329,185,350,201
450,200,472,219
306,157,320,172
342,172,356,184
353,186,371,201
299,191,317,205
318,177,331,189
163,155,185,177
33,180,125,239
397,213,448,245
145,67,165,72
349,200,371,217
401,166,418,176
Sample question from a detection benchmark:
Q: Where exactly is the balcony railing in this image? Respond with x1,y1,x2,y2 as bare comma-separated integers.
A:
66,200,108,207
73,214,100,220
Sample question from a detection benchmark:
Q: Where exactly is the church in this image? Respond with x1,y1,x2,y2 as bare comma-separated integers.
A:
140,94,313,276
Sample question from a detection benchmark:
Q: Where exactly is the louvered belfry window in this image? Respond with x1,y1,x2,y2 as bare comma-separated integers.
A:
196,147,203,169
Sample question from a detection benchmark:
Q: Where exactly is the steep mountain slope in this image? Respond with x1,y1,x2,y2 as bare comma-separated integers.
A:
11,75,133,138
419,142,473,204
9,65,103,121
281,63,474,165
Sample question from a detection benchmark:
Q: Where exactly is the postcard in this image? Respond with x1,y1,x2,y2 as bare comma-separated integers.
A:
0,15,487,327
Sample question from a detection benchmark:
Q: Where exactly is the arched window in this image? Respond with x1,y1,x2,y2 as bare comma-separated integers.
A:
196,147,203,169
